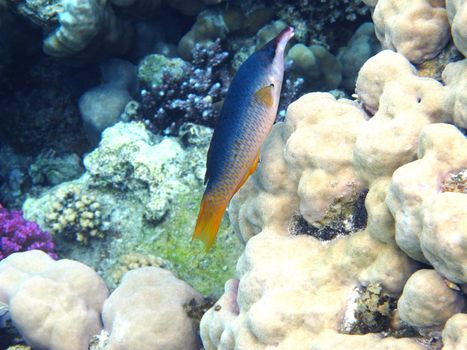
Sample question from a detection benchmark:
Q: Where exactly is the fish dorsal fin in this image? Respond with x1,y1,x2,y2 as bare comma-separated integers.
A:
254,84,274,108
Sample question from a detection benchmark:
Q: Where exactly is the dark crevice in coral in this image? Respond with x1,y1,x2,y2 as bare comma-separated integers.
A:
343,284,398,335
290,189,368,241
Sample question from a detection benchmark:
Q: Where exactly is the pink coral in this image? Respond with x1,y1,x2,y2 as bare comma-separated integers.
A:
0,203,56,260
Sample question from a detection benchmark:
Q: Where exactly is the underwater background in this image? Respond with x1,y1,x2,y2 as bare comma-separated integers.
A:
0,0,466,349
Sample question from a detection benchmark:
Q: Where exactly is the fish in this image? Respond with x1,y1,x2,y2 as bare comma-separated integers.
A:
192,26,295,249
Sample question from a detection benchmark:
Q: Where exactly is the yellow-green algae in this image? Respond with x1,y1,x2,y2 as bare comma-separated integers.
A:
140,188,243,297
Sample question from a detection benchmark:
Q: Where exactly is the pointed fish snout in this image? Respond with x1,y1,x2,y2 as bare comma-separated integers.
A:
276,27,294,53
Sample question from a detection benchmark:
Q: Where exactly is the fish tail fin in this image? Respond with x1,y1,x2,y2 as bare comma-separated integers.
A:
192,192,228,250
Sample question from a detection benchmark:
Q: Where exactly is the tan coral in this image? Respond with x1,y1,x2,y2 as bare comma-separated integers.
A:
102,267,203,350
442,59,467,129
386,124,467,269
372,0,450,63
354,50,449,185
397,269,465,328
43,0,131,58
442,313,467,350
201,230,418,349
446,0,467,57
0,250,108,350
203,93,419,349
230,92,367,242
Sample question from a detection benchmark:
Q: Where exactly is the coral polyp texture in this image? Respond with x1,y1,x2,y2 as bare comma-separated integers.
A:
0,205,56,260
200,45,467,346
44,185,110,245
442,58,467,129
386,124,467,272
397,269,465,329
371,0,450,63
101,267,203,350
202,93,423,349
446,0,467,57
139,39,230,135
0,250,109,350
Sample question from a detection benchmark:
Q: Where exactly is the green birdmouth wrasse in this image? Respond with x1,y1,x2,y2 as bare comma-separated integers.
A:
192,26,295,250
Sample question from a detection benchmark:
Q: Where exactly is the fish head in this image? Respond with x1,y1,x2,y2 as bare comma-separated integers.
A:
256,26,294,90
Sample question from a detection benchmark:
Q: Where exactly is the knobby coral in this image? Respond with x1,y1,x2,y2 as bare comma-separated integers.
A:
0,204,56,260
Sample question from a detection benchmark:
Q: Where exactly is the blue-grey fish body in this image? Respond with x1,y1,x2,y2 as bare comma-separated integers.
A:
193,27,294,249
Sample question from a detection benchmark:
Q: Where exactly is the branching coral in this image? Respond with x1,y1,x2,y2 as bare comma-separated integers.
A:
139,39,230,135
0,204,56,260
45,185,109,245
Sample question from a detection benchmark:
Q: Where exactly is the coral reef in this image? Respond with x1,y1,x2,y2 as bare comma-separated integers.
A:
0,205,56,260
200,46,466,347
109,252,168,285
371,0,450,63
2,0,467,349
0,58,90,155
44,185,110,245
442,313,467,350
275,0,370,48
286,43,343,90
341,283,396,335
83,122,188,221
102,267,203,350
202,93,423,349
397,269,465,329
354,50,449,183
442,59,467,129
446,0,467,57
79,59,137,144
0,250,108,350
229,93,368,242
139,39,230,135
23,122,243,297
337,22,381,91
386,124,466,270
42,0,132,60
28,153,84,187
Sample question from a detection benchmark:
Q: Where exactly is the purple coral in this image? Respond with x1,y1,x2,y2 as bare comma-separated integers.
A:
140,39,231,135
0,204,57,260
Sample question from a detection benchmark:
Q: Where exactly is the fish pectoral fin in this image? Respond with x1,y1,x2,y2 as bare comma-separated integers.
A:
254,84,275,108
233,151,260,195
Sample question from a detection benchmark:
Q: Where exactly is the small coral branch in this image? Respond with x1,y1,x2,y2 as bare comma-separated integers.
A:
0,204,56,260
139,39,231,135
